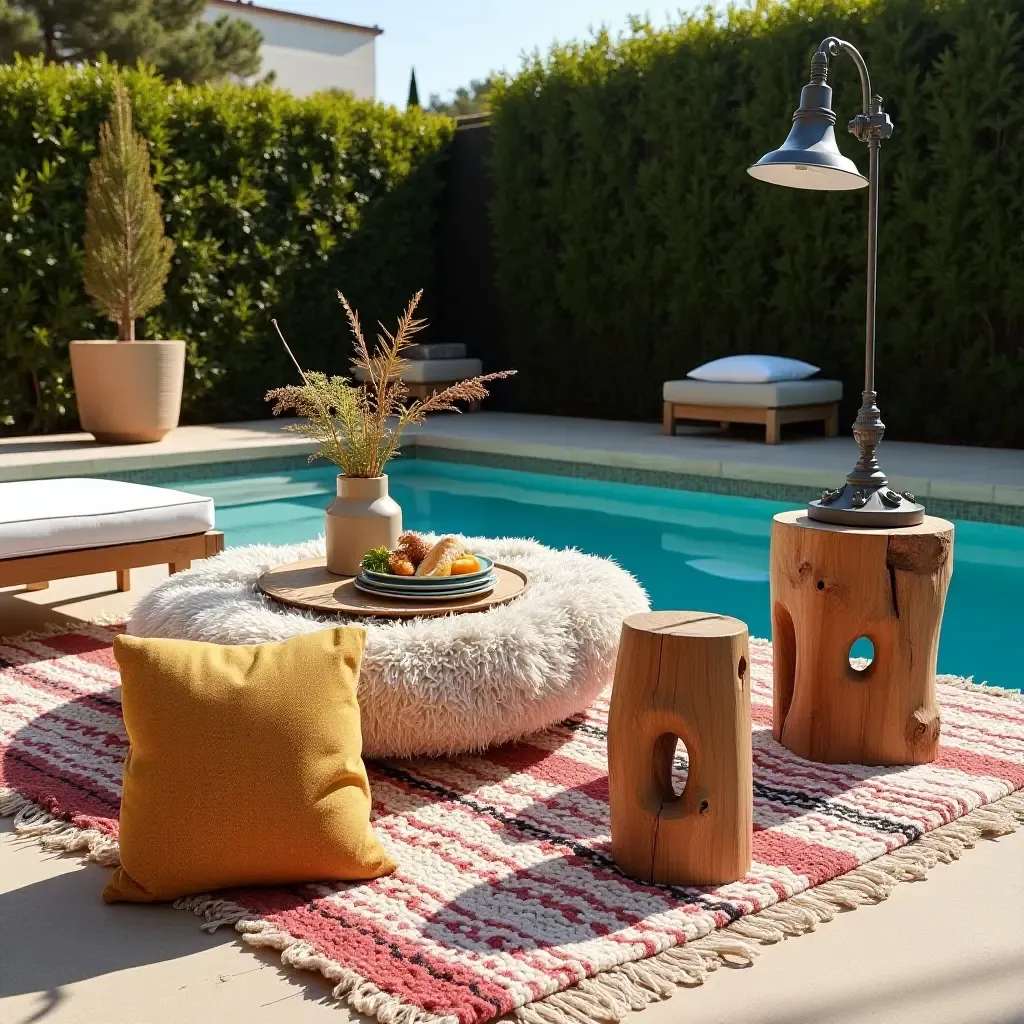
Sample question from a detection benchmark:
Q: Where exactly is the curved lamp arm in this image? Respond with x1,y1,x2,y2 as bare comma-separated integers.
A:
814,37,893,143
818,36,873,114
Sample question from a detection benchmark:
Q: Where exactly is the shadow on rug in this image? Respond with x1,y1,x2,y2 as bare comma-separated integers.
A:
2,625,1023,1024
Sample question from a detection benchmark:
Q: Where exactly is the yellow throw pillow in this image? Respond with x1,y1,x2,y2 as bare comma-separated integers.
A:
104,627,396,903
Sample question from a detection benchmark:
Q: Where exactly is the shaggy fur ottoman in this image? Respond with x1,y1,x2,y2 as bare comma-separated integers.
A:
128,536,650,758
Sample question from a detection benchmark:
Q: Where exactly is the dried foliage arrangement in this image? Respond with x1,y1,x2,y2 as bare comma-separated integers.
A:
266,291,515,478
82,79,174,341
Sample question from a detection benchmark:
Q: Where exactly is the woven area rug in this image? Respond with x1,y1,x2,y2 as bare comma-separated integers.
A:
3,624,1023,1024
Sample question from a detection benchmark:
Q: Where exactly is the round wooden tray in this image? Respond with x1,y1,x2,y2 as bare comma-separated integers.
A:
257,557,532,619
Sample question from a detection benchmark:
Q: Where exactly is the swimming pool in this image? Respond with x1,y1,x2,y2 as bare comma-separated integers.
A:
177,458,1024,691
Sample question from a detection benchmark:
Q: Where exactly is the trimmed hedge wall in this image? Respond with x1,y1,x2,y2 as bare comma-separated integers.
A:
0,59,453,434
490,0,1024,447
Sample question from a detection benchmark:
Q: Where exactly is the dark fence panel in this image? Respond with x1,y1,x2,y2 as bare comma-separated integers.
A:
433,115,517,410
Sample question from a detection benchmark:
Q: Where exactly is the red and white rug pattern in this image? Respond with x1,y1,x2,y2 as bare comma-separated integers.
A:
2,625,1023,1024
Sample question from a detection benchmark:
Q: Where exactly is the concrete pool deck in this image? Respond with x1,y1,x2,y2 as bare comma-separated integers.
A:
2,575,1023,1024
0,413,1022,522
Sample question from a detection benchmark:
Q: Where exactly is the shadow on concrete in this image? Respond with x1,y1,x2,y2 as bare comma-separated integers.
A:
0,588,123,636
0,827,344,1024
0,830,225,1000
752,957,1024,1024
0,594,84,635
0,440,101,455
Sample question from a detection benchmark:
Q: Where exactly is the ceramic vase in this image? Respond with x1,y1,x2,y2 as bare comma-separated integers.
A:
325,475,402,576
70,339,185,443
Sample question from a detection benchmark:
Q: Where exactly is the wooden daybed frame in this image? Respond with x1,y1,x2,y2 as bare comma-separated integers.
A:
662,400,839,445
0,531,224,594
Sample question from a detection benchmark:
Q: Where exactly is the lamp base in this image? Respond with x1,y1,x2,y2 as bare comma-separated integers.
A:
808,483,925,528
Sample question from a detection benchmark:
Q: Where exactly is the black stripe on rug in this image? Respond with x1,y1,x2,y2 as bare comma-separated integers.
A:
563,719,923,843
372,761,744,921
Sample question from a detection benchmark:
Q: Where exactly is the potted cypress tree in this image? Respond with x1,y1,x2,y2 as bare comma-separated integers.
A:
70,79,180,443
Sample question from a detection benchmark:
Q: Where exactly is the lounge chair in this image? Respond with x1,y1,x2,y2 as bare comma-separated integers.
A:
0,478,223,593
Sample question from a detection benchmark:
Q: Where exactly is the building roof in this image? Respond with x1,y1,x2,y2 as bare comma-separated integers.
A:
208,1,383,36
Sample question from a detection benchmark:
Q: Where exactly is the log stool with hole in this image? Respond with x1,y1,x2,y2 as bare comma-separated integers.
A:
770,511,954,766
608,611,752,886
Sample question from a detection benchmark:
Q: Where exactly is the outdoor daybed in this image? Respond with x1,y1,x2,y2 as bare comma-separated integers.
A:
662,378,842,443
353,358,485,410
0,478,223,593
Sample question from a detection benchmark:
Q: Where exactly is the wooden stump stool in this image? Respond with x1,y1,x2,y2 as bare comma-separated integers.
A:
608,612,752,886
770,511,954,766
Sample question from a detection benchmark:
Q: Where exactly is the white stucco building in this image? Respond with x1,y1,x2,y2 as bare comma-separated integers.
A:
204,1,381,99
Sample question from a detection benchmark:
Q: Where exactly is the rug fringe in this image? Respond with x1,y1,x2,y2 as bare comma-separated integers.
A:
512,789,1024,1024
1,790,120,866
937,674,1024,700
174,894,461,1024
84,611,129,627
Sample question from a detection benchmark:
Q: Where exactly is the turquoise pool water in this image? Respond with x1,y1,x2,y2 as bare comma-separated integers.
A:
179,459,1024,691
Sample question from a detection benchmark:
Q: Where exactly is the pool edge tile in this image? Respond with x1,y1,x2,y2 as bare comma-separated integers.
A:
404,446,1024,527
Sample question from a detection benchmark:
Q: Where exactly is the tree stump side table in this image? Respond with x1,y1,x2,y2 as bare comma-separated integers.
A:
608,612,752,887
770,511,954,766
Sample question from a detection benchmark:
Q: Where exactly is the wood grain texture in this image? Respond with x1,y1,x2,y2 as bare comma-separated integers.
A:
608,611,752,886
770,511,954,766
0,531,224,588
258,557,531,620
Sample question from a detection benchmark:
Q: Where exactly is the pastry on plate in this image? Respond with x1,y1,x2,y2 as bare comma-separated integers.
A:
415,536,463,577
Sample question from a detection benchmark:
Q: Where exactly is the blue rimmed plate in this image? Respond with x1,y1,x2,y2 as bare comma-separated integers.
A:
360,554,494,586
358,572,496,594
354,575,497,601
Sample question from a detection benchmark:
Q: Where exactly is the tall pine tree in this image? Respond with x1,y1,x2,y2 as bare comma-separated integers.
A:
407,67,420,109
82,80,174,341
0,0,262,83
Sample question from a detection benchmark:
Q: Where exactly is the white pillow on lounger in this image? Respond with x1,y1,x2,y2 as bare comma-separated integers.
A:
687,355,819,383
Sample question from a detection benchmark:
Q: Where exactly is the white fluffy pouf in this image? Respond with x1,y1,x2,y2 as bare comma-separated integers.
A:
128,536,650,758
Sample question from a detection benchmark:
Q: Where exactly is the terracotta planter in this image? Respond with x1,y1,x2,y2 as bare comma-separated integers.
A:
325,474,402,576
70,339,185,443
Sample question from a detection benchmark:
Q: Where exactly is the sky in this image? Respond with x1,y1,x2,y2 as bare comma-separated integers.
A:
265,1,697,108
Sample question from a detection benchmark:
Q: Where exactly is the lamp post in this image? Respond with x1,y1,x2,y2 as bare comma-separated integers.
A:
748,38,924,527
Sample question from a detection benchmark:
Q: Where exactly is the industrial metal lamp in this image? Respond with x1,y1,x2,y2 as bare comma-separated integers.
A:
749,37,924,527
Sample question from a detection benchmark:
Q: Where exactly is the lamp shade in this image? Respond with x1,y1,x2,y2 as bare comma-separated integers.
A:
747,81,867,191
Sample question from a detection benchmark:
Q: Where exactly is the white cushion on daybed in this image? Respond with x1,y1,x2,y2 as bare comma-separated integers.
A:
663,378,843,408
688,354,820,382
0,478,214,559
353,358,483,384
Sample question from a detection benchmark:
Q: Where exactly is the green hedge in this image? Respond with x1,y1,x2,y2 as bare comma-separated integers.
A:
490,0,1024,447
0,59,453,433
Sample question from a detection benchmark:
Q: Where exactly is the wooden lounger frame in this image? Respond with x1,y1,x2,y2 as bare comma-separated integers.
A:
662,401,839,445
0,531,224,593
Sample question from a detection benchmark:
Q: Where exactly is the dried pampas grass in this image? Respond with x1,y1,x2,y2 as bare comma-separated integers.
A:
266,291,515,478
